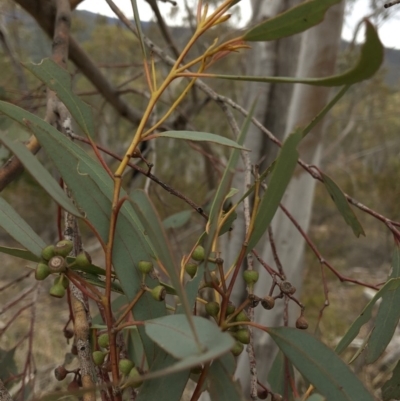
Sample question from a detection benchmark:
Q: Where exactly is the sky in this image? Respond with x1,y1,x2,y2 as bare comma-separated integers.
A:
77,0,400,49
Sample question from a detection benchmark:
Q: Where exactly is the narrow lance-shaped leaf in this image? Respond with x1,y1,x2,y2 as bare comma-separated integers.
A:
151,130,249,150
145,315,234,360
130,0,147,60
0,245,106,276
208,20,383,87
23,59,94,137
268,350,295,401
130,190,198,342
307,395,327,401
163,210,192,229
184,99,257,312
0,197,46,257
243,0,341,42
382,358,400,401
0,246,40,263
365,248,400,363
0,101,166,362
321,172,365,237
247,129,303,252
0,346,18,382
0,134,82,217
207,354,245,401
335,278,400,355
206,100,256,241
136,351,190,401
141,315,235,380
268,327,374,401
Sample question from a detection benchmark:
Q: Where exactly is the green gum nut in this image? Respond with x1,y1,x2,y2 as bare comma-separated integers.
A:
138,260,153,275
128,367,143,388
231,341,244,357
54,240,73,257
243,269,259,285
192,245,205,262
92,351,106,366
185,262,198,278
226,302,236,316
205,301,220,317
119,359,135,375
75,251,92,268
41,245,56,261
235,329,250,344
48,255,67,273
151,285,166,301
49,283,66,298
54,274,69,289
35,262,51,280
98,333,109,348
235,310,250,323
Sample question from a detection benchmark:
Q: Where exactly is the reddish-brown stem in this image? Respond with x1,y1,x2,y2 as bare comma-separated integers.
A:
0,302,33,334
67,271,103,301
71,133,208,219
217,257,227,293
190,363,210,401
279,203,379,291
115,288,146,328
220,244,247,320
0,270,32,291
252,249,283,279
114,320,145,332
268,226,285,279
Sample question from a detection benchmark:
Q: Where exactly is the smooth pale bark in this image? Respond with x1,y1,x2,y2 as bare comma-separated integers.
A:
222,0,301,304
233,1,346,395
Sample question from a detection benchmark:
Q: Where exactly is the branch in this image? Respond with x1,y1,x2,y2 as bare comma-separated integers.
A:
13,0,144,125
145,0,181,59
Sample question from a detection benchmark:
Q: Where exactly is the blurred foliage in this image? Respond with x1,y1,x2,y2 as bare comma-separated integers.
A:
0,1,399,399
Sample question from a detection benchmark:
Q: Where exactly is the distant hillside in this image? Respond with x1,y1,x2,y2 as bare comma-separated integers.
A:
5,8,400,87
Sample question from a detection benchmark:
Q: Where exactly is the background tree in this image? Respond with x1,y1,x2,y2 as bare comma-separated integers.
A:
0,1,399,401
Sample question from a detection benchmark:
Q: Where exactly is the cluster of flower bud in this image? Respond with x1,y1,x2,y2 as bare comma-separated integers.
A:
35,240,92,299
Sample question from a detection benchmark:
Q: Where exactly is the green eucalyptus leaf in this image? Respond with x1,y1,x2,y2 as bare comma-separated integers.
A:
382,359,400,401
335,278,400,355
152,130,249,150
243,0,341,42
307,395,326,401
163,210,192,229
0,134,82,217
212,21,383,87
219,210,237,236
207,354,244,401
268,350,295,400
130,190,195,325
268,327,374,401
247,129,303,252
0,197,46,257
24,59,94,137
0,246,40,263
366,248,400,363
321,172,365,237
136,350,189,401
130,0,147,60
0,346,18,383
145,315,234,361
0,101,165,362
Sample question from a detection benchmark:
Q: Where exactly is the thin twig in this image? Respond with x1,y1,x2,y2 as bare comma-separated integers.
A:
70,133,208,219
384,0,400,8
279,203,379,291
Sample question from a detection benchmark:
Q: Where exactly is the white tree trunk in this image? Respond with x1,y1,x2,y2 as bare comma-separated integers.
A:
234,1,346,395
223,0,301,304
